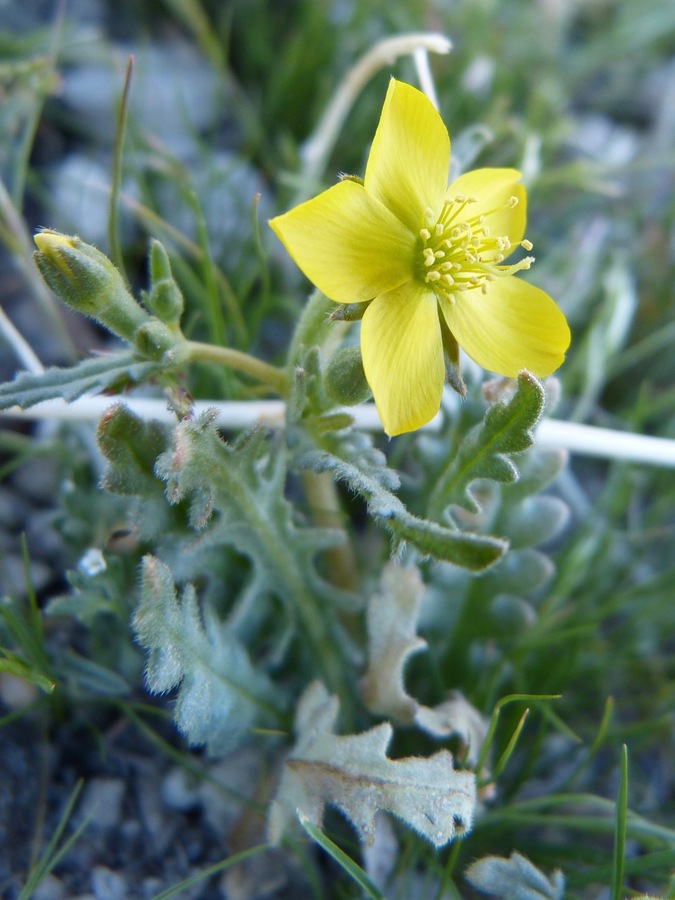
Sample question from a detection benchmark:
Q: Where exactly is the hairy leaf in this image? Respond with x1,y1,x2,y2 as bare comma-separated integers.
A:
360,562,427,723
414,691,490,768
295,444,506,572
152,410,356,693
465,850,565,899
135,556,282,754
428,372,546,520
269,681,476,848
0,352,161,411
97,402,170,495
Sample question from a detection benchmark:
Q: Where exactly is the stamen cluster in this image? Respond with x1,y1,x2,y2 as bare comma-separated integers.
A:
417,195,534,302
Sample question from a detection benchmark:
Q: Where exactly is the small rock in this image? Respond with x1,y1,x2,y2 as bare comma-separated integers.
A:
135,773,175,855
30,873,66,900
78,778,126,830
91,866,127,900
220,846,313,900
0,554,52,597
140,877,164,899
161,766,200,812
0,672,40,710
198,748,261,835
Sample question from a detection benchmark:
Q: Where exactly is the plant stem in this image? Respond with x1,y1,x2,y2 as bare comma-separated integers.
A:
301,470,357,591
183,340,288,394
286,288,335,372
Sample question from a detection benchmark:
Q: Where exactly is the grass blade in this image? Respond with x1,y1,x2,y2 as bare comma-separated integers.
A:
298,813,384,900
610,744,628,900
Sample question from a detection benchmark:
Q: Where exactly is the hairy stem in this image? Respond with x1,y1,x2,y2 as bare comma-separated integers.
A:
184,340,288,394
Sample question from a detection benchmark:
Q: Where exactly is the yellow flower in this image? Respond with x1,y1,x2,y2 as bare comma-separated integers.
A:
270,79,570,436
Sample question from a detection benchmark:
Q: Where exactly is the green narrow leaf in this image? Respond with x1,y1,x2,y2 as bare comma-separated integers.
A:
0,541,54,692
492,708,530,780
18,780,86,900
429,372,546,520
475,694,561,779
0,352,160,411
0,652,54,694
610,744,629,900
149,844,270,900
108,55,134,278
297,814,385,900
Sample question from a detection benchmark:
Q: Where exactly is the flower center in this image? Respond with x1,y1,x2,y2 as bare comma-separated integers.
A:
416,194,534,302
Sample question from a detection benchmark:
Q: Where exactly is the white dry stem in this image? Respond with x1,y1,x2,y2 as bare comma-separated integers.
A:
5,395,675,469
300,32,452,186
413,46,440,109
0,307,45,375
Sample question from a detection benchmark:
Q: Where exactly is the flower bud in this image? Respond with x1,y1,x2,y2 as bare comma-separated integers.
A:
34,230,149,343
144,240,184,326
325,346,371,406
133,320,176,361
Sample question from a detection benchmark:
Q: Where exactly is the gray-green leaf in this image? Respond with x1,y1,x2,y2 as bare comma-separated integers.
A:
465,850,565,899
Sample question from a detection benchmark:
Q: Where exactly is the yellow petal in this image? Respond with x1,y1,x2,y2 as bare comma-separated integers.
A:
441,277,570,378
446,168,527,249
269,179,414,304
361,283,445,436
364,79,449,233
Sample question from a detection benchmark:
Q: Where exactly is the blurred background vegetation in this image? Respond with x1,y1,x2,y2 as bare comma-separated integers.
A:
1,0,675,897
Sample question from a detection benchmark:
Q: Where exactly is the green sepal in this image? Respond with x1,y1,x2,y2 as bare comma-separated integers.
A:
440,316,467,397
338,172,365,185
329,301,370,322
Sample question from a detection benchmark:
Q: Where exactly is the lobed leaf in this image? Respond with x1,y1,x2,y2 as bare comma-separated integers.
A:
428,372,546,520
269,681,476,848
464,850,565,899
134,555,282,754
359,562,427,723
151,411,357,694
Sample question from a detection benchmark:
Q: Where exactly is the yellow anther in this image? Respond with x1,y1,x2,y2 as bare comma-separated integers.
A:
521,239,533,251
